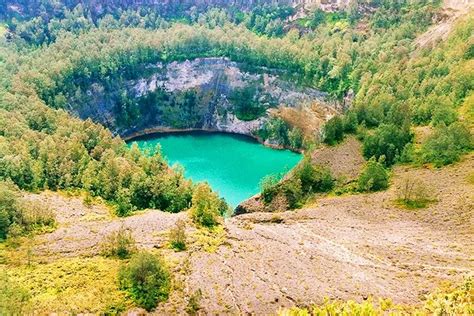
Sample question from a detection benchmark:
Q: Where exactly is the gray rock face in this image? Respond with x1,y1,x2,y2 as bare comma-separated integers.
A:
73,57,331,138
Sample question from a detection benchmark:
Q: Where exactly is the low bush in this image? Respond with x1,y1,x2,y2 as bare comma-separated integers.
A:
0,182,22,240
358,158,389,192
261,159,334,210
421,122,473,167
294,159,334,194
0,181,56,240
322,115,344,145
362,123,413,166
100,227,137,259
186,289,202,315
257,118,305,150
0,273,31,314
169,220,186,251
396,177,434,209
190,183,222,228
119,252,170,311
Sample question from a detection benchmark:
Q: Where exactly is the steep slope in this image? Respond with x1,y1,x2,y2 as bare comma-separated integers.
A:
5,153,472,314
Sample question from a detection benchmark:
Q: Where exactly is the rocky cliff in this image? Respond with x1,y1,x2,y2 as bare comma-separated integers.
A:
68,57,334,139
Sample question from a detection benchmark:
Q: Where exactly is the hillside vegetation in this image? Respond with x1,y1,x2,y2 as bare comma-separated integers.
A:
0,0,473,313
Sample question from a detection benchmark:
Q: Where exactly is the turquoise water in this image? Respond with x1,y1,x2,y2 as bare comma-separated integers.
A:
129,132,301,207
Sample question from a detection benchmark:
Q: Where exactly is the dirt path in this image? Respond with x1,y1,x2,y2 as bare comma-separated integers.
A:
23,154,474,314
414,0,473,49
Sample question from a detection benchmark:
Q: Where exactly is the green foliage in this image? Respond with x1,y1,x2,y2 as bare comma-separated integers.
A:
396,178,434,209
0,182,21,240
358,158,390,192
278,277,474,316
0,181,56,240
186,289,202,315
119,252,170,311
169,219,186,251
322,115,344,145
3,257,129,314
0,273,31,315
362,124,413,166
257,118,304,150
420,123,473,167
229,86,267,121
294,159,334,194
190,183,222,228
100,227,137,259
262,159,334,210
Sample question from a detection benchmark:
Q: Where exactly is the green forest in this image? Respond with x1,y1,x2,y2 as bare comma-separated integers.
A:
0,0,473,314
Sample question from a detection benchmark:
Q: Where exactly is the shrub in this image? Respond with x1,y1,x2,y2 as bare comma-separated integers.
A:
0,181,55,240
186,289,202,315
19,202,56,233
396,178,433,209
0,182,21,240
169,220,186,251
281,179,304,209
295,159,334,194
101,227,137,259
343,110,358,133
119,252,170,311
322,115,344,145
260,174,281,203
288,127,304,149
190,183,221,228
358,158,389,192
0,273,31,314
256,118,304,150
115,189,134,217
362,123,413,166
261,160,333,210
421,122,473,167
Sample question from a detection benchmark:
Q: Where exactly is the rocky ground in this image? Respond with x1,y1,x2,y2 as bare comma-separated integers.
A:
414,0,473,50
16,150,473,314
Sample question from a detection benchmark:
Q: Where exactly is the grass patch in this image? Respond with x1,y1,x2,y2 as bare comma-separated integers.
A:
169,219,187,251
1,257,131,314
100,227,137,259
278,277,474,315
467,172,474,185
191,225,227,253
395,177,435,210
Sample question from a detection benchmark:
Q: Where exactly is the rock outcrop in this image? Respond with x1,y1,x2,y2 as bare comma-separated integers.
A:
69,57,334,139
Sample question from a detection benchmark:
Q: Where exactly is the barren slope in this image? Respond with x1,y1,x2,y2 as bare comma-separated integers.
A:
16,153,473,314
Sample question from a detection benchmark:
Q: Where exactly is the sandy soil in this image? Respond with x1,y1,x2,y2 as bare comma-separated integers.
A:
21,153,474,314
414,0,473,49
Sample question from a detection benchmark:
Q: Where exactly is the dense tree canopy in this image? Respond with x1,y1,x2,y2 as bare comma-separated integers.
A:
0,0,472,217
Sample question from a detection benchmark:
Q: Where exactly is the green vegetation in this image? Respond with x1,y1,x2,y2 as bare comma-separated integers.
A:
0,0,473,314
257,117,305,150
119,252,170,311
169,219,187,251
186,289,203,315
1,257,130,314
420,123,473,167
262,158,334,210
230,86,267,121
362,124,413,167
278,277,474,315
100,227,137,259
358,158,390,192
189,183,223,228
396,178,434,209
0,0,469,216
0,181,56,240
